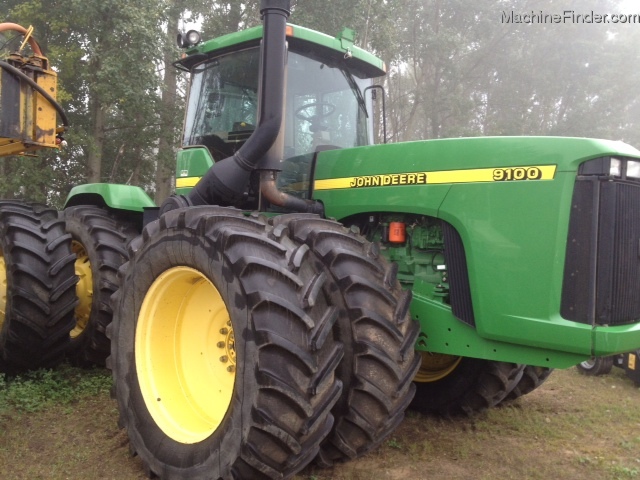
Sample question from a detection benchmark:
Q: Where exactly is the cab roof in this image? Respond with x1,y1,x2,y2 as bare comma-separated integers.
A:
176,23,386,80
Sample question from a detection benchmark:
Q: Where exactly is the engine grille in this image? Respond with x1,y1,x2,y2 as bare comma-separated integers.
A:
561,157,640,326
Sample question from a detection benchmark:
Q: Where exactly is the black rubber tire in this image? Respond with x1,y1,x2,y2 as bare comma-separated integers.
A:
410,357,525,416
501,365,553,403
64,205,138,366
576,356,614,376
271,215,421,467
0,201,77,374
108,207,343,480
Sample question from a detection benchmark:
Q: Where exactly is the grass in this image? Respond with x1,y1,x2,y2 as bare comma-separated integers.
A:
0,364,111,414
0,364,639,479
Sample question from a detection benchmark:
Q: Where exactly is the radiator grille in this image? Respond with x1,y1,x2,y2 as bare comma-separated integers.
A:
562,158,640,326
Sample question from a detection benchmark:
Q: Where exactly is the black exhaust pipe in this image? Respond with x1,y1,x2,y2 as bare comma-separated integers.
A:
184,0,290,207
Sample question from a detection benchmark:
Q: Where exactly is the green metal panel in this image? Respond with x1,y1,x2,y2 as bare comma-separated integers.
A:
312,136,640,363
65,183,156,212
593,322,640,356
410,286,588,369
174,147,214,196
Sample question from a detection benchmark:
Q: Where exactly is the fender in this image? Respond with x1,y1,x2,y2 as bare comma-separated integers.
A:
65,183,156,212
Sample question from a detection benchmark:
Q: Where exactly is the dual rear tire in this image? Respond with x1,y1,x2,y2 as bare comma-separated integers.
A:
63,205,137,366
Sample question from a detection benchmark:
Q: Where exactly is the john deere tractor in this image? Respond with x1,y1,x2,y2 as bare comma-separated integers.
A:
6,0,640,477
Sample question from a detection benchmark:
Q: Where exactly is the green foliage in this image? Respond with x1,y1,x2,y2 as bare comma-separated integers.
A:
386,437,402,449
0,365,112,414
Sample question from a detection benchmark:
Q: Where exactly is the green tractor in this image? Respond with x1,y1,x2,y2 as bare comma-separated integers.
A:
5,0,640,477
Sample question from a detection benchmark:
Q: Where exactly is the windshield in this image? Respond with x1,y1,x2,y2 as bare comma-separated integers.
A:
286,50,372,155
183,46,373,161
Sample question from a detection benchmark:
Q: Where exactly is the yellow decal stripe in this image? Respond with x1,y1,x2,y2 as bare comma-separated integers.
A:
176,177,201,188
314,165,557,191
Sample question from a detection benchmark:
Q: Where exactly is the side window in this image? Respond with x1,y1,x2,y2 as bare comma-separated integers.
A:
183,48,260,161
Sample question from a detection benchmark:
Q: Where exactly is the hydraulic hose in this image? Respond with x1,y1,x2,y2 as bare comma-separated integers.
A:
0,23,42,56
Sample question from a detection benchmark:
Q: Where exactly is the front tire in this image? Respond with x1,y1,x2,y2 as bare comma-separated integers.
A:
0,201,77,374
109,207,343,479
410,354,524,415
271,215,421,466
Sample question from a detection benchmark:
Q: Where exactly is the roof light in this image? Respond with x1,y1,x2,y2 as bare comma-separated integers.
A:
177,30,201,49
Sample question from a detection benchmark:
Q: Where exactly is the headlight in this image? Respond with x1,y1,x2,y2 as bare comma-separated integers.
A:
610,158,622,177
579,157,640,181
177,30,201,49
627,160,640,179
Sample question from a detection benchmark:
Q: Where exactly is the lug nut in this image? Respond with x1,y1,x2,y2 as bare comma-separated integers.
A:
220,355,228,363
227,365,235,373
217,341,225,348
220,328,228,335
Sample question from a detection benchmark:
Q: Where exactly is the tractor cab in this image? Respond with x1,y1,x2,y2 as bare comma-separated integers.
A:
175,24,385,207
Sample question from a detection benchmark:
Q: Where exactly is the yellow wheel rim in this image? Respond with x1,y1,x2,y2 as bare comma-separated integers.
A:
0,250,7,330
71,240,93,338
135,267,236,444
414,352,462,382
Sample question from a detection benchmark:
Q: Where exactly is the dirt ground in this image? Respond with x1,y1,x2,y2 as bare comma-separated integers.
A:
1,367,639,480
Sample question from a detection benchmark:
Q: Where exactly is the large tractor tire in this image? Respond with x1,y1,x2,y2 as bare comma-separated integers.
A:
0,201,77,374
410,354,524,416
64,205,137,366
576,356,614,376
108,207,344,480
271,215,421,467
501,365,553,403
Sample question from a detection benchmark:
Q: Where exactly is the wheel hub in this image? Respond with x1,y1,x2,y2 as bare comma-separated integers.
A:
135,267,235,444
414,352,462,382
71,240,93,338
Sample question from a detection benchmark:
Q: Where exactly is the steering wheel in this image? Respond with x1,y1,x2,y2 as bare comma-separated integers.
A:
294,102,336,122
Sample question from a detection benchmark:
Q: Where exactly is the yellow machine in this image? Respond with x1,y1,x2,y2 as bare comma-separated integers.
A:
0,23,76,376
0,23,67,157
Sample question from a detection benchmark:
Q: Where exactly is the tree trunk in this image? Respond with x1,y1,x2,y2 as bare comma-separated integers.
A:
154,14,179,205
87,96,105,183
